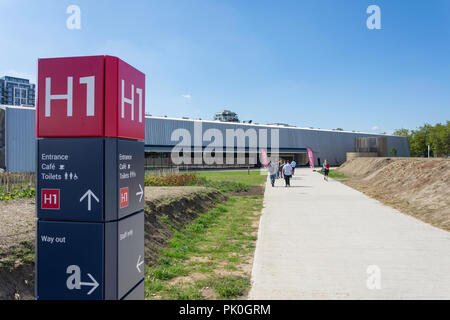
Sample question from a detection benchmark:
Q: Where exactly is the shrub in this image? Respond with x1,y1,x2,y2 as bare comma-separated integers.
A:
144,173,202,187
0,187,35,201
144,173,250,193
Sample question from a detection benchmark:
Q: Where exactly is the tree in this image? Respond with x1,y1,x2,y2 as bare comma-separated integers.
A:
393,128,410,137
390,147,397,157
394,122,449,158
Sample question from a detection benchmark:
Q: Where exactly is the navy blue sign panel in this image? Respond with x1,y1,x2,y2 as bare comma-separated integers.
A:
118,211,145,298
37,220,104,300
37,138,144,222
37,212,145,300
105,139,145,220
105,211,145,299
122,280,145,300
37,138,104,221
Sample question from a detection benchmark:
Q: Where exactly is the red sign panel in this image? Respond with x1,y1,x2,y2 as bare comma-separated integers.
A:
120,187,129,209
41,189,60,210
105,57,146,140
37,55,145,140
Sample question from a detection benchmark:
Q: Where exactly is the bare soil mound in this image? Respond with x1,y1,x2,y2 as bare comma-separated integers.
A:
337,157,450,231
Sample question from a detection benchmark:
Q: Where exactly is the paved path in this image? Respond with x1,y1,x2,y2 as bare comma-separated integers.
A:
249,168,450,299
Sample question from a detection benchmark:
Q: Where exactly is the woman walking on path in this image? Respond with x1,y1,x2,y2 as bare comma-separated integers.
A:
323,160,330,181
268,161,279,187
283,161,293,187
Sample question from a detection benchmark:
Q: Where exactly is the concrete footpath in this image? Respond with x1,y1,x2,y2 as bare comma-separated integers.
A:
249,168,450,299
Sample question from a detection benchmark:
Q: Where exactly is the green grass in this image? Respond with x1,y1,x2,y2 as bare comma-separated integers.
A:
195,170,267,187
145,195,263,300
0,240,35,270
144,170,267,193
317,169,349,179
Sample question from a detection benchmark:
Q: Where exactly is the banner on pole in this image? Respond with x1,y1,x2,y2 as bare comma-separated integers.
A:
260,149,269,168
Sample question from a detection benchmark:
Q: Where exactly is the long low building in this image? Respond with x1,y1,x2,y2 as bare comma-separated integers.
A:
0,105,410,172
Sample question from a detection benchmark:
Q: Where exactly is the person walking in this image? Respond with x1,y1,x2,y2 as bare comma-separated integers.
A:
268,161,278,187
283,161,293,187
323,160,330,181
279,160,285,179
291,160,296,175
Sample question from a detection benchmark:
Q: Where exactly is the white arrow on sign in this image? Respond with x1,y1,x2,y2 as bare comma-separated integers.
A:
80,189,100,211
136,255,144,273
136,184,144,202
80,273,99,295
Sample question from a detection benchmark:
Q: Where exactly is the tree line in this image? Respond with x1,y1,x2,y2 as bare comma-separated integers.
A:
393,121,450,158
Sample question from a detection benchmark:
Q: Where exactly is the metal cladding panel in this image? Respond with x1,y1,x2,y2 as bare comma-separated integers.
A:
4,109,410,170
5,107,36,172
145,117,410,165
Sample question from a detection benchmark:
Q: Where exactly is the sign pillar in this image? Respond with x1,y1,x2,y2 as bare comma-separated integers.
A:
35,55,146,300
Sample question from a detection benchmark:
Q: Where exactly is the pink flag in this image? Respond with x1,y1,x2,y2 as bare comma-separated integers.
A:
307,148,314,168
260,149,269,168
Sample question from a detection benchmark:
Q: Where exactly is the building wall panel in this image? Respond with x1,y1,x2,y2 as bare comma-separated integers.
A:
5,107,36,172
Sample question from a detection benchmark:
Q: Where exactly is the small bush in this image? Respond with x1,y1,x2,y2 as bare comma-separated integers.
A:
0,187,35,201
210,276,250,299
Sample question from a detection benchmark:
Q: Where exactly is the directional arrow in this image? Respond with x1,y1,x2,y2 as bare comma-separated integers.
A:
136,184,144,202
80,189,100,211
136,255,144,273
80,273,99,295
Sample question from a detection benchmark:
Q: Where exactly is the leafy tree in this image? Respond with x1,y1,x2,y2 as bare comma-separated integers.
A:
394,122,449,157
393,128,410,137
390,147,397,157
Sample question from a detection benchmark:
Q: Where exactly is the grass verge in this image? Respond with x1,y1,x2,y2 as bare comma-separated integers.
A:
195,170,267,187
317,169,349,179
145,195,263,300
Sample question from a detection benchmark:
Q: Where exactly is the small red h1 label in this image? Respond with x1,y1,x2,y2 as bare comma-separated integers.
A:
120,187,129,209
41,189,60,210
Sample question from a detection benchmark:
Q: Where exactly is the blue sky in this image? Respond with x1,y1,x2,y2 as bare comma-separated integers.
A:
1,0,449,133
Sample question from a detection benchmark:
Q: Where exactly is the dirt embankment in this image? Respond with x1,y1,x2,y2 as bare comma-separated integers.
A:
0,199,35,300
144,187,226,266
0,186,226,300
337,157,450,231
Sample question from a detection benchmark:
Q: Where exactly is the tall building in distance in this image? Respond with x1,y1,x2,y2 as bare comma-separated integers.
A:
0,76,36,107
214,110,239,122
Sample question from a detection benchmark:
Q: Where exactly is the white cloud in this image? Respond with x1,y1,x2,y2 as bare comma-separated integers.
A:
181,94,191,99
371,126,379,131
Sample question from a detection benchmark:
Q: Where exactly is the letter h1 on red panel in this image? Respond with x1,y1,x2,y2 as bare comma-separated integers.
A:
37,55,145,140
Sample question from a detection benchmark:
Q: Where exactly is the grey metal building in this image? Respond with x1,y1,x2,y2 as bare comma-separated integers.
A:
145,116,410,168
0,105,36,172
0,106,410,172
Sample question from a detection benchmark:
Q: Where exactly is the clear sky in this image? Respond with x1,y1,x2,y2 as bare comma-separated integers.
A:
1,0,449,133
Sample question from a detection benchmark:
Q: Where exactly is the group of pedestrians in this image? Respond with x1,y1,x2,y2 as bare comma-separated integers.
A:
268,158,331,186
268,159,296,187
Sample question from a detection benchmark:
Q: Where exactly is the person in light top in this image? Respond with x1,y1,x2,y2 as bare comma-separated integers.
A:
291,160,297,175
283,161,293,187
267,161,279,187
